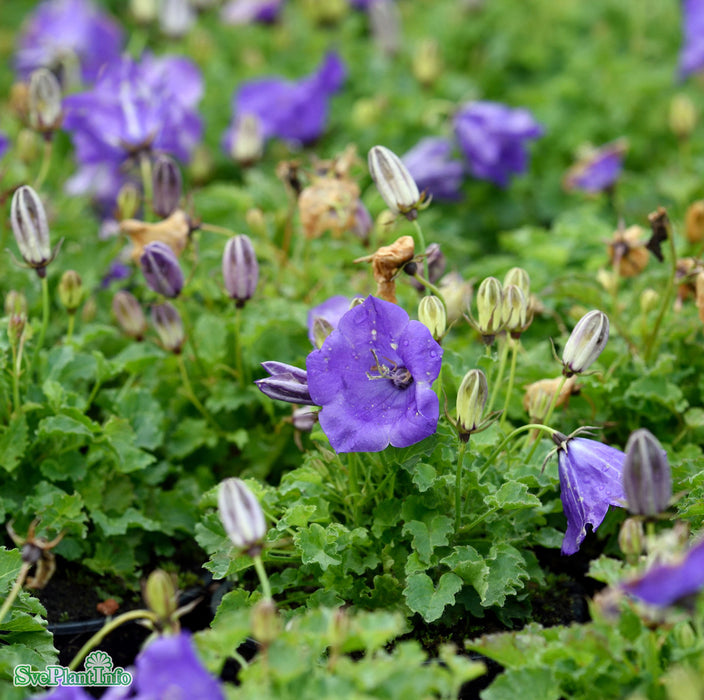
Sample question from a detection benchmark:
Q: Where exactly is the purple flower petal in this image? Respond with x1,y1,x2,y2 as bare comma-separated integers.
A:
306,296,442,453
556,436,627,555
679,0,704,79
622,539,704,605
0,132,9,160
563,141,626,194
402,137,464,202
307,295,354,346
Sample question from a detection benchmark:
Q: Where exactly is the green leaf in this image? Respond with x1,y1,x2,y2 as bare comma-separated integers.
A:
102,416,156,473
36,412,98,440
441,545,490,599
167,418,217,459
91,507,161,536
295,524,342,570
403,572,463,622
409,462,437,492
115,388,165,450
401,515,453,565
194,314,228,365
485,481,542,510
481,543,529,607
483,667,561,700
0,548,22,595
0,413,27,474
23,483,87,538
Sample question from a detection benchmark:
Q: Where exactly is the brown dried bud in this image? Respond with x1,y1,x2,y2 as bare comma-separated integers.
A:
121,210,191,262
354,235,415,304
523,375,577,421
608,225,649,277
685,201,704,244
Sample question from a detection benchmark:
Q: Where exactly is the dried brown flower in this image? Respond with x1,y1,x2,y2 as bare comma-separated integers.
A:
354,235,415,303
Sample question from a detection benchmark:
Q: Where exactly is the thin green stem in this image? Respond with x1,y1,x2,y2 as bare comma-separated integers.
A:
253,554,272,601
347,452,361,527
139,152,153,219
412,219,426,255
10,341,22,416
177,355,225,436
482,423,558,477
499,339,519,432
233,306,246,389
0,562,31,624
34,139,53,191
66,314,76,343
486,337,509,415
455,438,469,535
460,506,499,535
199,222,237,237
28,276,50,379
68,609,158,671
525,375,567,462
412,272,444,300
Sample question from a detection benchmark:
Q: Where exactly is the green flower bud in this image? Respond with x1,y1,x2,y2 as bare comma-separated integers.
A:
418,295,446,342
503,267,530,298
250,598,280,646
412,39,442,88
151,302,185,354
622,429,671,517
639,289,659,314
476,276,503,343
16,129,40,165
5,291,28,317
618,517,644,560
58,270,83,314
561,309,609,376
669,94,697,141
7,312,27,347
313,317,334,349
28,68,63,135
368,145,422,221
143,569,179,623
229,115,264,166
117,183,141,222
112,291,147,340
456,369,488,441
500,284,527,337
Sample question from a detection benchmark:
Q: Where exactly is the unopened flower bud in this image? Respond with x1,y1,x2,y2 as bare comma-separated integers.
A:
503,267,530,297
412,38,442,88
313,317,334,349
370,0,401,57
158,0,196,38
476,276,503,343
116,183,141,221
561,309,609,376
113,291,147,340
222,235,258,307
639,289,659,314
8,313,27,347
17,129,39,164
456,369,488,440
255,361,314,405
351,201,373,242
5,291,27,317
10,185,53,277
218,477,267,554
368,145,423,221
418,295,446,341
140,242,184,298
302,0,346,25
188,144,213,184
618,517,644,559
152,155,182,218
246,208,267,238
439,272,472,323
672,622,697,650
28,68,63,135
251,598,280,646
292,406,318,432
229,115,264,166
685,200,704,244
58,270,83,314
500,284,527,337
622,428,671,517
669,94,697,141
81,296,97,323
131,0,158,23
596,269,617,295
151,302,185,353
143,569,179,623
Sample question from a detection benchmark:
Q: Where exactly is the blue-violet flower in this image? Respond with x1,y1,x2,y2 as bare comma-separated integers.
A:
306,295,442,453
307,295,354,346
679,0,704,79
563,141,626,194
551,432,627,555
402,137,464,202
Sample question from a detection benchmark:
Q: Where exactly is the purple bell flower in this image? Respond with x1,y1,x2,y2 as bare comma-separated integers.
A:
402,137,464,202
563,141,626,194
220,0,284,24
255,361,315,405
62,53,203,206
679,0,704,79
307,295,355,346
222,51,346,150
140,242,184,298
14,0,123,85
551,432,627,556
306,295,443,453
453,101,544,187
622,539,704,606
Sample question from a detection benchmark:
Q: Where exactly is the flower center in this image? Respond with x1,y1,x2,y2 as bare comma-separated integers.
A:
366,349,414,390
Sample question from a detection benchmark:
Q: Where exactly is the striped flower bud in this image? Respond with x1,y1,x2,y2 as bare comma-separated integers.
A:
229,115,264,166
218,478,267,555
222,235,258,308
456,369,488,441
292,406,318,432
112,291,147,340
500,284,527,337
622,429,672,517
476,276,503,343
561,309,609,376
143,569,178,624
5,291,27,317
151,302,185,353
28,68,63,135
152,155,183,219
503,267,530,298
10,185,53,277
368,145,422,221
58,270,83,314
117,183,141,221
255,361,315,405
418,295,446,342
140,242,184,298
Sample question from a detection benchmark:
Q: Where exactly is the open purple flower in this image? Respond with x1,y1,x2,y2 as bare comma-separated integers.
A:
563,141,626,194
223,51,346,150
221,0,284,24
453,101,544,187
307,296,355,346
622,539,704,606
402,137,464,202
306,295,442,453
679,0,704,79
14,0,123,85
551,432,627,555
62,53,203,206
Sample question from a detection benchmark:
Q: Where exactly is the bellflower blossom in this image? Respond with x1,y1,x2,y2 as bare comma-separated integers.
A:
564,141,626,194
551,432,627,556
453,101,544,187
62,53,203,206
222,51,346,151
307,295,355,346
402,137,464,202
679,0,704,79
221,0,284,24
306,295,443,453
14,0,123,85
622,539,704,606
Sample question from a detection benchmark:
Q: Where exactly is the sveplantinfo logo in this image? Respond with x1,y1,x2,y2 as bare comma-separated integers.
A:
14,650,132,688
